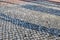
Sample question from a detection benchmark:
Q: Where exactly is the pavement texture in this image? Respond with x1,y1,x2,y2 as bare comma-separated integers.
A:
0,0,60,40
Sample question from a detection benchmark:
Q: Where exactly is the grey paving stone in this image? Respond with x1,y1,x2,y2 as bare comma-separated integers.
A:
0,1,60,40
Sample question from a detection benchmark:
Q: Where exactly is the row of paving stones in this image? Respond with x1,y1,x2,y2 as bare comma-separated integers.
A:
0,19,58,40
0,1,60,40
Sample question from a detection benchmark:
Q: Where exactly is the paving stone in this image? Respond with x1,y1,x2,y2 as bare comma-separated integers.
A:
0,0,60,40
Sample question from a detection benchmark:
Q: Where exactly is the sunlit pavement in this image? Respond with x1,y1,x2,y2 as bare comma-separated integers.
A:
0,0,60,40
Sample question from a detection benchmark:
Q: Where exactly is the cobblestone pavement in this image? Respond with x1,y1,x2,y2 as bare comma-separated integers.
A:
0,0,60,40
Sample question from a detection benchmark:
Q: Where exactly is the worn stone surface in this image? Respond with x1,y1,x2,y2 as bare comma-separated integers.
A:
0,0,60,40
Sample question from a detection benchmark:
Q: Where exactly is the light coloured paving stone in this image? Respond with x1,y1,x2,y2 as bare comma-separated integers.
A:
0,5,60,29
0,19,59,40
0,1,60,40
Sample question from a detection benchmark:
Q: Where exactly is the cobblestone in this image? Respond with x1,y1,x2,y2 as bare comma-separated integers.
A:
0,0,60,40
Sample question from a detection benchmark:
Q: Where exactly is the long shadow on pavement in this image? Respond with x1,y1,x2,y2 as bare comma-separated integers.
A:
0,13,60,37
21,4,60,16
